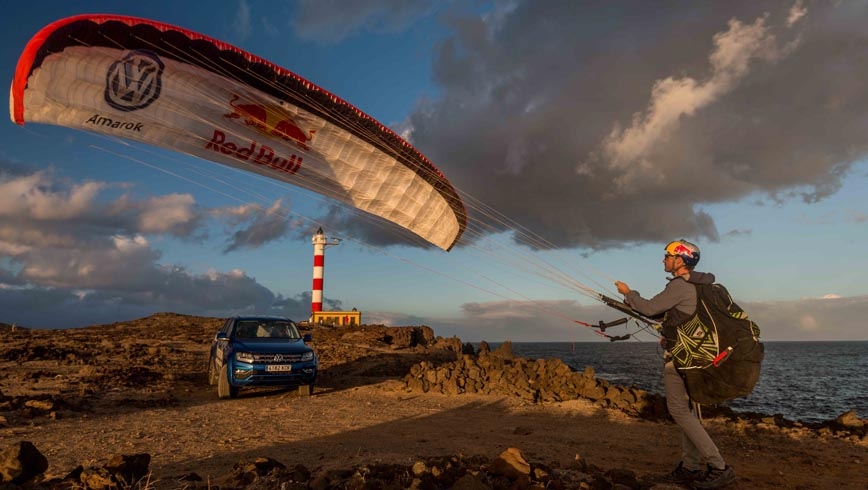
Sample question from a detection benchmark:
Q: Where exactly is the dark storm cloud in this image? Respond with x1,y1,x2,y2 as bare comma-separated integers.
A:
402,1,868,249
216,199,294,253
0,271,296,329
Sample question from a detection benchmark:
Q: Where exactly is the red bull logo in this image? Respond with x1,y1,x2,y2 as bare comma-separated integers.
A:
672,244,693,256
223,94,316,150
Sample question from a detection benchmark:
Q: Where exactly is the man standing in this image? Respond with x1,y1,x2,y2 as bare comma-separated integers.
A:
614,239,737,489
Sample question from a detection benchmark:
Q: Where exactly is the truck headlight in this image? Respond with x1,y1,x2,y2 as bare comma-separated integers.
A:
301,351,314,362
236,351,255,363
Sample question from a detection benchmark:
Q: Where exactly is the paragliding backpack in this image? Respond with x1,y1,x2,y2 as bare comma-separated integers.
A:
669,283,764,405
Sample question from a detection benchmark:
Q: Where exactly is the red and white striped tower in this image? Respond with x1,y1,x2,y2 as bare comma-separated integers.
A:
311,227,341,315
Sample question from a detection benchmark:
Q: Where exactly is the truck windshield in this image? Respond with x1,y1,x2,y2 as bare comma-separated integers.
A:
235,320,299,339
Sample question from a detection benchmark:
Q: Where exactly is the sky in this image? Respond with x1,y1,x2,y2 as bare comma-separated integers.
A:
2,0,868,342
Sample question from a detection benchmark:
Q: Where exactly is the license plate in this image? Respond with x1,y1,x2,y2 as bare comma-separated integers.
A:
266,364,292,372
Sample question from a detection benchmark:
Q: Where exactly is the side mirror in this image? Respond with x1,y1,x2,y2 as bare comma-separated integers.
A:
303,333,312,343
216,333,230,341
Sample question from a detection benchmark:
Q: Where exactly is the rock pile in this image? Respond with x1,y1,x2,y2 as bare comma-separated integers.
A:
310,324,465,384
1,441,153,489
400,341,868,442
403,341,670,419
0,441,47,486
312,323,463,360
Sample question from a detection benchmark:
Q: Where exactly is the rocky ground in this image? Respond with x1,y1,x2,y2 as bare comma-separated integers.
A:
0,313,866,489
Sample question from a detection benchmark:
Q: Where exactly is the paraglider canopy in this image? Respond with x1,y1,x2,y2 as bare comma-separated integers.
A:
10,14,466,250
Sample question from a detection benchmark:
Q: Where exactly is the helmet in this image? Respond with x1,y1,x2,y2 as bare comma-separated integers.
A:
665,239,700,267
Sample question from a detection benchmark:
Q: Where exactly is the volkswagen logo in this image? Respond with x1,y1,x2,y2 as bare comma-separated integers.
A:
105,50,164,112
273,354,283,362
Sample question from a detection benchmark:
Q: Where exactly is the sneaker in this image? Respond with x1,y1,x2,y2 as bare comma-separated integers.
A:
692,465,736,489
657,461,703,484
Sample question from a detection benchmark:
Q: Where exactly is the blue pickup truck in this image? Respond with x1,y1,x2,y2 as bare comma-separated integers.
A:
208,316,318,398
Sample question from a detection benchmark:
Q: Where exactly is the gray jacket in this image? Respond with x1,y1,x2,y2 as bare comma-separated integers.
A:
624,271,716,346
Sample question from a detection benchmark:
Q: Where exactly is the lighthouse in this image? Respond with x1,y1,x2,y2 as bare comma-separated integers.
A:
311,227,340,315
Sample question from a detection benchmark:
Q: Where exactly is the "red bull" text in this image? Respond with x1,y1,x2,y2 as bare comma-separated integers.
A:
205,130,302,175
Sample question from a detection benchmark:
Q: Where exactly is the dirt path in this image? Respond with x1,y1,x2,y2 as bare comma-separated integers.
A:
4,377,866,489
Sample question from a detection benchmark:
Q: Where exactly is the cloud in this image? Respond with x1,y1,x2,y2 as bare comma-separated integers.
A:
385,299,634,342
740,295,868,341
0,169,314,328
787,1,807,27
215,199,295,253
232,0,252,41
0,271,312,329
404,1,868,249
292,0,442,43
136,194,200,235
723,228,752,238
0,170,105,220
0,170,203,287
847,210,868,223
599,12,797,193
396,294,868,343
799,314,818,331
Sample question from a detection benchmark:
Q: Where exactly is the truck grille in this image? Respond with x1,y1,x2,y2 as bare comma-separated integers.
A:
252,352,305,363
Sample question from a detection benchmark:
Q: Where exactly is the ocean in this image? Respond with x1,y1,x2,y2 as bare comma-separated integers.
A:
484,341,868,424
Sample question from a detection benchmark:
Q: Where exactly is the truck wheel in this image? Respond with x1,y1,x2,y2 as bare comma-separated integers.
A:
207,359,218,386
217,364,238,399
